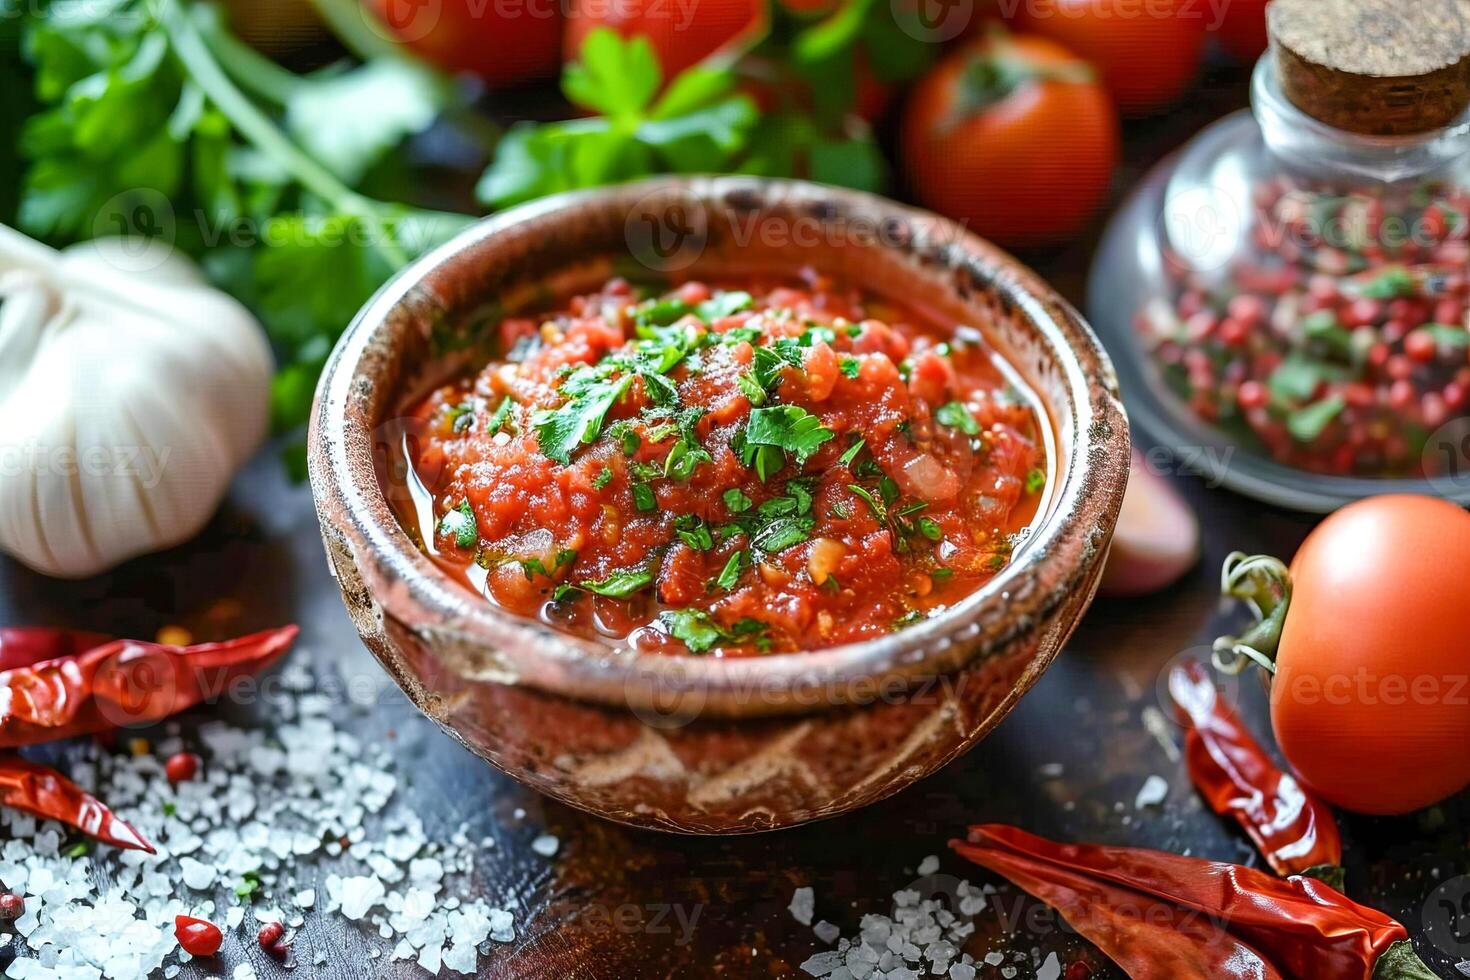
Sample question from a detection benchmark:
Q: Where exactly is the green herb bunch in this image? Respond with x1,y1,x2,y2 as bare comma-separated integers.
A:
10,0,472,435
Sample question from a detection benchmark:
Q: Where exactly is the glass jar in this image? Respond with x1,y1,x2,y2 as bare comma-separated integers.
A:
1089,55,1470,511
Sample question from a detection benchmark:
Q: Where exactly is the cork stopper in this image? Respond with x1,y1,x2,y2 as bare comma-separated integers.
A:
1268,0,1470,136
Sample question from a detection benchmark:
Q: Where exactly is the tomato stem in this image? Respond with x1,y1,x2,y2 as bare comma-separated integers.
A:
1372,939,1440,980
1212,551,1292,676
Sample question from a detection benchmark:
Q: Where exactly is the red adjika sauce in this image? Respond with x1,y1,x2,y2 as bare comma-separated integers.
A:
398,272,1049,656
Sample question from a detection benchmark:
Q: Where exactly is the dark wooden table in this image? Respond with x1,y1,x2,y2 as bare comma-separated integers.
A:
2,57,1467,980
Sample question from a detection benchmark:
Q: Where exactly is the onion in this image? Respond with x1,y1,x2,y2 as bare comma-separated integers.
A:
807,538,846,586
898,452,960,503
1099,451,1200,597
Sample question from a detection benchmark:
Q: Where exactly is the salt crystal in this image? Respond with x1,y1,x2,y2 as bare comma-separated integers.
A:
948,965,976,980
983,952,1005,966
789,886,816,926
234,964,258,980
916,856,939,876
814,921,840,944
1037,952,1061,980
295,888,316,909
1135,775,1169,809
530,835,559,858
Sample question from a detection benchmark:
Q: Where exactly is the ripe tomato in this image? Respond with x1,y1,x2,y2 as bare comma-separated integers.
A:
1014,0,1206,115
564,0,766,81
1213,0,1270,63
900,33,1119,248
365,0,563,89
1230,495,1470,814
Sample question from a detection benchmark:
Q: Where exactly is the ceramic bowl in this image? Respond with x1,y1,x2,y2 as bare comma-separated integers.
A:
308,177,1129,834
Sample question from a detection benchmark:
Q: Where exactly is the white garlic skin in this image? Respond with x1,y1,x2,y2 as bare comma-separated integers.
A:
0,229,273,578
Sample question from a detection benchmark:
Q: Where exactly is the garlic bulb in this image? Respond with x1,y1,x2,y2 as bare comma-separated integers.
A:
0,225,273,578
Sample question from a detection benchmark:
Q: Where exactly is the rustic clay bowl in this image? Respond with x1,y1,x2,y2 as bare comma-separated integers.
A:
308,177,1129,834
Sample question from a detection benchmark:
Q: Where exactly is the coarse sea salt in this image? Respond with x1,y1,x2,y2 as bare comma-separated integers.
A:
798,874,1012,980
0,657,524,979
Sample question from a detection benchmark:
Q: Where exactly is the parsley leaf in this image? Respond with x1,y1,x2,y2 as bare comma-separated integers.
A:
486,397,515,435
534,374,635,464
582,564,655,598
723,488,754,513
935,401,981,436
696,290,753,322
745,406,835,465
659,608,769,654
714,550,746,590
839,355,862,379
437,500,477,549
838,437,865,467
751,515,815,553
592,467,613,489
674,515,714,551
478,29,758,209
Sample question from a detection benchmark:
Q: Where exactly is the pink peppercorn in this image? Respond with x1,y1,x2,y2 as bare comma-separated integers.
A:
258,921,288,959
0,893,24,920
1404,330,1439,362
165,753,200,784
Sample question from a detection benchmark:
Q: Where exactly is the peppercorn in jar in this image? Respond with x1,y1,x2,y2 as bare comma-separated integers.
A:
1090,0,1470,509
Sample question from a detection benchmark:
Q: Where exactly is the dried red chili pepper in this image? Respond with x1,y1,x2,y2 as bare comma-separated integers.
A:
1169,662,1343,884
0,628,111,672
0,755,152,852
0,626,298,748
952,825,1438,980
174,915,223,956
955,833,1284,979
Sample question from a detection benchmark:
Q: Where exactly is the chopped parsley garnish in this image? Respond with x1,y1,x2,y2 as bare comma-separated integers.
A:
675,516,714,551
722,326,764,345
751,516,815,553
838,437,865,468
750,342,806,392
915,517,943,541
723,488,754,513
696,290,754,322
892,609,926,630
592,467,613,489
438,500,477,549
714,550,745,590
518,558,550,580
839,356,862,379
799,325,837,347
534,373,635,464
1025,468,1046,494
664,436,713,480
556,548,578,568
932,567,954,581
736,370,767,406
447,401,476,433
632,483,657,511
848,484,888,523
581,564,655,598
485,397,515,435
659,609,769,654
744,406,835,466
936,401,981,436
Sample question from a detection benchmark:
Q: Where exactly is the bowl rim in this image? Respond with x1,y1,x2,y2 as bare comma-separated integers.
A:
308,176,1130,717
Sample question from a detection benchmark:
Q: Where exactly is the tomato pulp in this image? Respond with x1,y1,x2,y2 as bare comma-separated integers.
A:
396,274,1049,656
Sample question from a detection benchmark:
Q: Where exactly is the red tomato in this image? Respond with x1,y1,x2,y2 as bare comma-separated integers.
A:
1264,495,1470,814
365,0,563,89
1213,0,1270,63
1015,0,1206,115
564,0,765,81
900,34,1119,248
